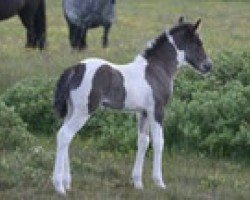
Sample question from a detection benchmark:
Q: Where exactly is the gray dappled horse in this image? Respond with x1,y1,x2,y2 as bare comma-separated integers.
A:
52,17,212,195
63,0,116,49
0,0,46,49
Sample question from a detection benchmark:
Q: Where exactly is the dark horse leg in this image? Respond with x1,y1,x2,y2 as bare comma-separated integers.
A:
34,0,46,49
79,27,87,50
66,18,82,49
102,23,111,48
18,4,36,48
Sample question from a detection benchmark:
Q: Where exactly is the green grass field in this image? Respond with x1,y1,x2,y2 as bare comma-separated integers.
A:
0,0,250,199
0,0,249,93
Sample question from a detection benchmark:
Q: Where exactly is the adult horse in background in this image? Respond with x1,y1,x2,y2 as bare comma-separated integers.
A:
63,0,116,49
0,0,46,49
52,17,212,195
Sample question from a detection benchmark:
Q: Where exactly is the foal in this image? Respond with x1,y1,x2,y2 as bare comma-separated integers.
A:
53,17,212,195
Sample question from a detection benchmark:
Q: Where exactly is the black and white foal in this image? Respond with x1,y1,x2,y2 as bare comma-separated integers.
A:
52,17,212,195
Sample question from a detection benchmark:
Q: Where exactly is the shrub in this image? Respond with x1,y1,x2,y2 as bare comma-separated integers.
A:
212,51,250,86
1,51,249,157
90,109,137,153
165,51,250,157
174,51,250,101
0,101,34,150
0,145,54,189
1,77,59,134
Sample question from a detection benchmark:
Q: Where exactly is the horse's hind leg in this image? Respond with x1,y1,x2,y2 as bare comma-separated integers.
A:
67,20,78,49
19,9,36,48
102,23,111,48
53,108,89,195
34,0,46,49
132,111,150,189
70,25,83,50
79,27,88,50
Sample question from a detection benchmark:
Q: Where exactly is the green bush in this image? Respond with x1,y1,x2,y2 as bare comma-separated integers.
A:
89,109,137,153
1,77,59,134
165,51,250,157
1,51,249,157
0,145,54,189
1,77,137,152
0,101,34,150
174,51,250,101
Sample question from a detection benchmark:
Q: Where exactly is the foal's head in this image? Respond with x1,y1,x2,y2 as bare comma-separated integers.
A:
169,17,212,73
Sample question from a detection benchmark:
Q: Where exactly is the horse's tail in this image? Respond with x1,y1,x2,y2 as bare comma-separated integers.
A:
54,64,86,118
34,0,46,49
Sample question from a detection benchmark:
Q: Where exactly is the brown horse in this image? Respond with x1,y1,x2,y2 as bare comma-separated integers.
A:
0,0,46,49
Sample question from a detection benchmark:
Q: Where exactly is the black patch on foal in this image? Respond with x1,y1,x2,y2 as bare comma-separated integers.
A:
69,63,86,90
144,32,178,124
88,65,126,113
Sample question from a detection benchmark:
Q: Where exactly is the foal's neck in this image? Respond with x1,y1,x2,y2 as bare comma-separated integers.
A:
142,32,178,77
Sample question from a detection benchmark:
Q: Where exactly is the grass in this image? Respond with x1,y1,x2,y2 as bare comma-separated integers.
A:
1,140,250,200
0,0,249,92
0,0,250,199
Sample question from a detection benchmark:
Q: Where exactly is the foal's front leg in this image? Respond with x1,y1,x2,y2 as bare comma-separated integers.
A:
149,110,166,189
132,112,150,189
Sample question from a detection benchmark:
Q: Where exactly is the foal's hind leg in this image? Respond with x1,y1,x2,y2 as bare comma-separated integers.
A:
61,105,73,191
132,111,150,189
53,109,89,195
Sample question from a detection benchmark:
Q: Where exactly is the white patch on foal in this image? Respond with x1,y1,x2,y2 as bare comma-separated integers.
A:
118,55,154,111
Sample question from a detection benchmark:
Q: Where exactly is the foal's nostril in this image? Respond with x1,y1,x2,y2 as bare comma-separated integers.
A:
202,59,212,72
204,63,212,71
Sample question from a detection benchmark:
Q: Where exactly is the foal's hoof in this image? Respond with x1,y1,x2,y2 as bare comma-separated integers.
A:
56,186,66,196
54,183,66,196
52,178,66,196
154,180,166,189
134,181,143,190
63,180,71,191
131,177,143,189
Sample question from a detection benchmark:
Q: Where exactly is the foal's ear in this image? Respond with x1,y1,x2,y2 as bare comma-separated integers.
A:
178,16,184,24
193,18,201,32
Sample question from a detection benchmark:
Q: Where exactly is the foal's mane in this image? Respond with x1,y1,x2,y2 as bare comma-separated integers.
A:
143,32,167,58
142,23,194,58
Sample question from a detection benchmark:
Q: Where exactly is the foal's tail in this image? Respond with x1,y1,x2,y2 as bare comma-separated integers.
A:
54,64,85,118
54,68,73,119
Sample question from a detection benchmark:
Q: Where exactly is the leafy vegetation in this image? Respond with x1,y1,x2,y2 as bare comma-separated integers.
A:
166,51,250,157
1,51,249,157
0,101,34,151
2,78,57,134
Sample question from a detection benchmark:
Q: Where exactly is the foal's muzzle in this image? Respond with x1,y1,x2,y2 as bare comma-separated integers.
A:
200,58,212,73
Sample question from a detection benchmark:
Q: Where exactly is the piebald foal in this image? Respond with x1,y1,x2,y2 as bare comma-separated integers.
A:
53,17,212,195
